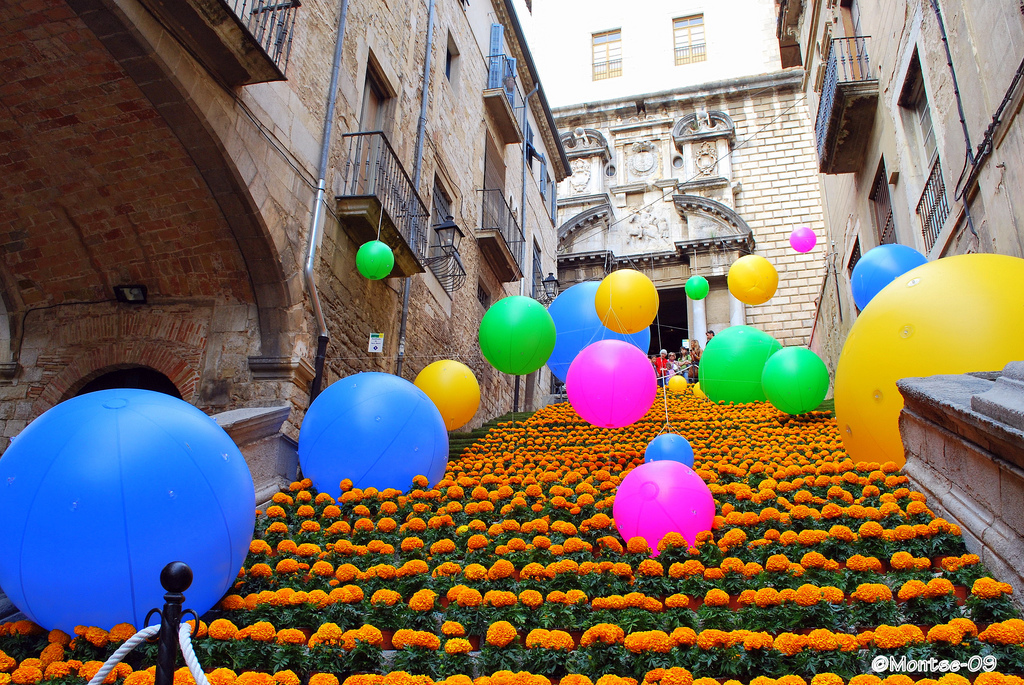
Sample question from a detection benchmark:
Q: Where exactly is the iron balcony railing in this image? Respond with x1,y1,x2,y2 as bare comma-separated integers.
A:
674,43,707,65
815,36,873,161
592,58,623,80
487,53,526,123
480,188,525,271
339,131,430,262
917,159,950,251
227,0,301,73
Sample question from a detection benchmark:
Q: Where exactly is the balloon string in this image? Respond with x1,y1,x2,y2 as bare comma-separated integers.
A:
376,202,384,241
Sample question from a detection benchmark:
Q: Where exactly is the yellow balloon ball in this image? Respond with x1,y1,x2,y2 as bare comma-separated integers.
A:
835,254,1024,467
728,255,779,305
414,360,481,431
693,382,706,399
668,375,688,393
594,269,660,334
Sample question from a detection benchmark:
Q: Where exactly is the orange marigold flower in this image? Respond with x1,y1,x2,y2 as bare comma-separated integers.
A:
485,622,518,648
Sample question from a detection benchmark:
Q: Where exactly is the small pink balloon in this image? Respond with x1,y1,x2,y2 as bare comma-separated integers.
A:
790,226,817,253
566,339,657,428
613,460,715,556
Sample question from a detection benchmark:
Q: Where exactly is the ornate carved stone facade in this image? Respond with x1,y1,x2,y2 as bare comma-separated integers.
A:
554,71,827,353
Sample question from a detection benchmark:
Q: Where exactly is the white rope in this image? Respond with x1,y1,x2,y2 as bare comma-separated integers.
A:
87,625,161,685
178,623,211,685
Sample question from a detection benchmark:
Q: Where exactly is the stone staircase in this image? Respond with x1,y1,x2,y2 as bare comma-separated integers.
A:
447,410,535,461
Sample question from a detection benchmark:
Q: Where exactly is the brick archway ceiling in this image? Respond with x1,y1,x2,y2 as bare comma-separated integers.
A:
0,0,257,312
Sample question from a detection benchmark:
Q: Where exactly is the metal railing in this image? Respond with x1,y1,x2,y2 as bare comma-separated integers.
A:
427,252,467,294
592,58,622,80
480,188,525,271
487,53,526,123
675,43,707,65
338,131,430,262
815,36,873,161
227,0,301,73
917,159,950,251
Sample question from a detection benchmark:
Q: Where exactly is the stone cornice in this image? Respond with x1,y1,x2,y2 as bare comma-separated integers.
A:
552,70,804,123
557,203,611,242
672,194,752,237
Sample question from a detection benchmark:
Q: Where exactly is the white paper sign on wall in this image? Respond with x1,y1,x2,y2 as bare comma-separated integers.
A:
368,333,384,353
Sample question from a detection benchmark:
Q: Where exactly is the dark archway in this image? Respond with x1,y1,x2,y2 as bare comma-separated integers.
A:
76,367,182,399
649,287,690,356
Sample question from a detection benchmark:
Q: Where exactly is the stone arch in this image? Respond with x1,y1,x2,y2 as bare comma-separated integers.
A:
71,366,184,400
35,343,199,415
69,0,299,358
558,203,612,248
672,111,737,151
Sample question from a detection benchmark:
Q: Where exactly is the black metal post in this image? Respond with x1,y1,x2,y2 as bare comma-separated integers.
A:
153,562,193,685
513,375,520,413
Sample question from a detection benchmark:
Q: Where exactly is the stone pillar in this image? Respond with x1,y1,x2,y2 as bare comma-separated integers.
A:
690,296,707,344
729,293,746,327
897,362,1024,610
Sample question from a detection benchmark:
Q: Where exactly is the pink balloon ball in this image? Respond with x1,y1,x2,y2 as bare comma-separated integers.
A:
612,460,715,556
566,339,657,428
790,226,817,253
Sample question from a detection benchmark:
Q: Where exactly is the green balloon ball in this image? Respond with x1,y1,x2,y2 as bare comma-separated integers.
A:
479,296,557,375
685,275,710,300
761,347,830,415
356,240,394,280
700,325,781,403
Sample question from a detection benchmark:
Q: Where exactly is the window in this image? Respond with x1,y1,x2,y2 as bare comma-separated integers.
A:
592,30,622,80
531,241,544,299
477,281,491,309
445,33,460,82
869,161,896,245
674,15,706,65
430,178,452,258
900,52,948,250
847,237,862,274
359,64,390,132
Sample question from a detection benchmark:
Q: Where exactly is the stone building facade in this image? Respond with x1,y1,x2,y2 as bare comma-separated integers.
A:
521,0,828,369
551,75,827,358
0,0,567,447
778,0,1024,370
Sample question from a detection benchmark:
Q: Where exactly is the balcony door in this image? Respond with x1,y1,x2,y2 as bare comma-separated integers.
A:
351,70,390,197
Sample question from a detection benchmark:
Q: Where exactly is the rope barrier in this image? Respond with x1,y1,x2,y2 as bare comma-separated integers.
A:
86,625,161,685
84,622,210,685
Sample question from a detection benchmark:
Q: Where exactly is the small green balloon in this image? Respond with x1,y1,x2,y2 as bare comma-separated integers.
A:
356,240,394,280
699,325,781,403
685,275,710,300
761,347,830,414
479,296,557,375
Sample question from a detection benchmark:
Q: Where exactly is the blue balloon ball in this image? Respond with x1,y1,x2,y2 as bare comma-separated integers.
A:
0,389,255,632
644,433,695,467
299,372,448,496
850,244,928,310
547,281,652,382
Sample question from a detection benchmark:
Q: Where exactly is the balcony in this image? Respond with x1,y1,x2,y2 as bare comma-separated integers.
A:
335,132,429,278
483,53,525,145
674,44,707,66
918,159,950,251
477,189,525,282
135,0,300,86
815,37,879,174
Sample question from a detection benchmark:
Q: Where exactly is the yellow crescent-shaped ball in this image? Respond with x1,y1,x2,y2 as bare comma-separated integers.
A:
834,253,1024,467
728,255,779,305
594,269,660,334
667,375,689,393
413,360,481,431
693,382,706,399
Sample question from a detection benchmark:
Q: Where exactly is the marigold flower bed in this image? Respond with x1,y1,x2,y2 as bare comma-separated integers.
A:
2,391,1023,685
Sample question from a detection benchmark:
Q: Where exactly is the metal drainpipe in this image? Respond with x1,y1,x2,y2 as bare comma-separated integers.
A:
304,0,350,401
395,0,438,378
513,83,540,413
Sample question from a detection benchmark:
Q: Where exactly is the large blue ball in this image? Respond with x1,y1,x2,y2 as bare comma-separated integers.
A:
0,389,255,632
299,372,448,495
547,281,651,382
850,244,928,310
644,433,695,467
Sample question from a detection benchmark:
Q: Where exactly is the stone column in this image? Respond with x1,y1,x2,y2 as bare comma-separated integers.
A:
729,293,746,327
690,296,707,344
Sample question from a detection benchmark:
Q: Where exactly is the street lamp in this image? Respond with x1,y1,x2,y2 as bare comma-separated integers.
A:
432,215,463,256
542,272,559,302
